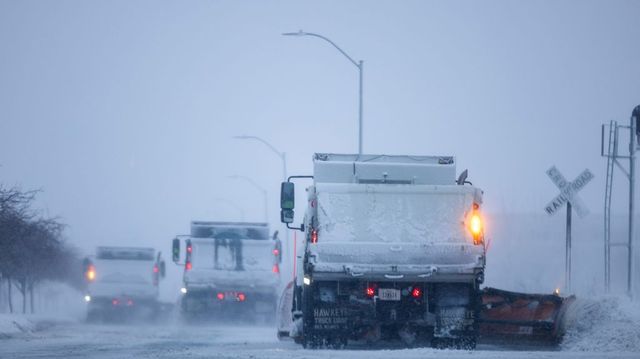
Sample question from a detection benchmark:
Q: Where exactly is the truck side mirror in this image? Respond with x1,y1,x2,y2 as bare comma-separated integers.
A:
281,182,295,209
281,209,294,224
160,261,166,278
172,238,180,263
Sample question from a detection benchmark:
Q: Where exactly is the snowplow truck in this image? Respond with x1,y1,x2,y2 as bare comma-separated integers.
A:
83,246,166,322
172,221,282,322
278,153,486,348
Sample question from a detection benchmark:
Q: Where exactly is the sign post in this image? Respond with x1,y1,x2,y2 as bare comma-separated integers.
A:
545,166,594,292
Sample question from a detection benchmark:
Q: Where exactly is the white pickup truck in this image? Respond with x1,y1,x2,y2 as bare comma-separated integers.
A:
83,246,166,322
172,221,282,322
278,153,486,348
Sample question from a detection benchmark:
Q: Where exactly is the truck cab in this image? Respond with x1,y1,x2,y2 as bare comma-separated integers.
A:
279,153,486,348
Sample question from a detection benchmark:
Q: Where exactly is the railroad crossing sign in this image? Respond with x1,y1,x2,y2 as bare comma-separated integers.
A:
544,165,594,293
545,166,594,218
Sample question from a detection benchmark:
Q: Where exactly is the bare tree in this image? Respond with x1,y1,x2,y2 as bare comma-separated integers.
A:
0,185,76,314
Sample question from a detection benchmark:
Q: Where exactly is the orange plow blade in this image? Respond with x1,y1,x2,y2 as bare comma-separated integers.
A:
479,287,575,346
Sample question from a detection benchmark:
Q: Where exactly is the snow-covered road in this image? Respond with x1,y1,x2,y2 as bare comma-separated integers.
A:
1,321,637,359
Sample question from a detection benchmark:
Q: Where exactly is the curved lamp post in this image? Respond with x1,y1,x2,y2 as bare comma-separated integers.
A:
283,30,364,155
228,175,268,223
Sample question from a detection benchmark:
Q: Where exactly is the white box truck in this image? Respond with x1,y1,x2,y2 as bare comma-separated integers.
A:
83,246,166,322
278,153,486,348
172,221,282,322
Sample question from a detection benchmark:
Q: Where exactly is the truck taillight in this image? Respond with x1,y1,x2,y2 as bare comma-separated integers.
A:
86,265,96,282
311,229,318,244
185,239,193,270
237,293,246,302
272,264,280,273
216,293,225,300
366,286,375,298
153,265,159,273
273,249,279,256
411,287,422,298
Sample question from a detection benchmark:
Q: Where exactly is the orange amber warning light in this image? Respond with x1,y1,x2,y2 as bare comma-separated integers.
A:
86,265,96,281
468,203,484,245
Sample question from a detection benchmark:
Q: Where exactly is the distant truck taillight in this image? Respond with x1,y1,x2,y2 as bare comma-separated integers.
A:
185,240,193,271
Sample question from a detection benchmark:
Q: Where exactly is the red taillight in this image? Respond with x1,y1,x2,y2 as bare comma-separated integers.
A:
127,299,134,306
411,287,422,299
366,286,375,298
311,229,318,244
153,265,159,273
272,264,280,273
216,293,225,301
185,261,192,271
273,249,279,256
237,293,246,302
112,299,120,306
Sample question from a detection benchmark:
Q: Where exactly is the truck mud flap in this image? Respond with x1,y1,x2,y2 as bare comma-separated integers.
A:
276,281,294,340
478,287,575,345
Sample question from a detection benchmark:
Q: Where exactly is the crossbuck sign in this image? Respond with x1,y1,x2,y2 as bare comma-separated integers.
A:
544,165,594,292
545,166,594,218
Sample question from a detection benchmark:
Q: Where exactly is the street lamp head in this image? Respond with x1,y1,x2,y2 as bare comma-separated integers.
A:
282,30,307,37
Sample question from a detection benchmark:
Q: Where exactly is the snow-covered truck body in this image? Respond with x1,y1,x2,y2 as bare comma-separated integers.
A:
83,246,165,321
172,221,281,320
279,153,486,348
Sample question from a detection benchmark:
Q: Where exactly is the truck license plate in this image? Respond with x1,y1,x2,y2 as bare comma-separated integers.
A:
378,288,401,301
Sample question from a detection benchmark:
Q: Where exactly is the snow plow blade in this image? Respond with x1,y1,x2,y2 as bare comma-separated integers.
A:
479,287,575,346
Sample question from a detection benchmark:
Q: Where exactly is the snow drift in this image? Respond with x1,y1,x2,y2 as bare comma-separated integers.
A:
0,315,36,338
562,296,640,352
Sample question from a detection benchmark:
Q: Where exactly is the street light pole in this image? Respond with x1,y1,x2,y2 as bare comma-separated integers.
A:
283,30,364,155
213,197,245,221
233,135,287,182
228,175,268,223
233,135,291,279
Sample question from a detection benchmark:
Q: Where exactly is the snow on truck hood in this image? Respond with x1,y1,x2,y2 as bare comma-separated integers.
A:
311,183,484,270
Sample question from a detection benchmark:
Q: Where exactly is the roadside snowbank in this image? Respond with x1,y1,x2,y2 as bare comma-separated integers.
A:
0,315,36,338
562,296,640,352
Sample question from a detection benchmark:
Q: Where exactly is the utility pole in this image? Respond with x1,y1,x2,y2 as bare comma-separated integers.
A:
601,104,639,297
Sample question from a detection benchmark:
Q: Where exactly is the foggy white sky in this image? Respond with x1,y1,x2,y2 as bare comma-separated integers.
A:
1,0,639,259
